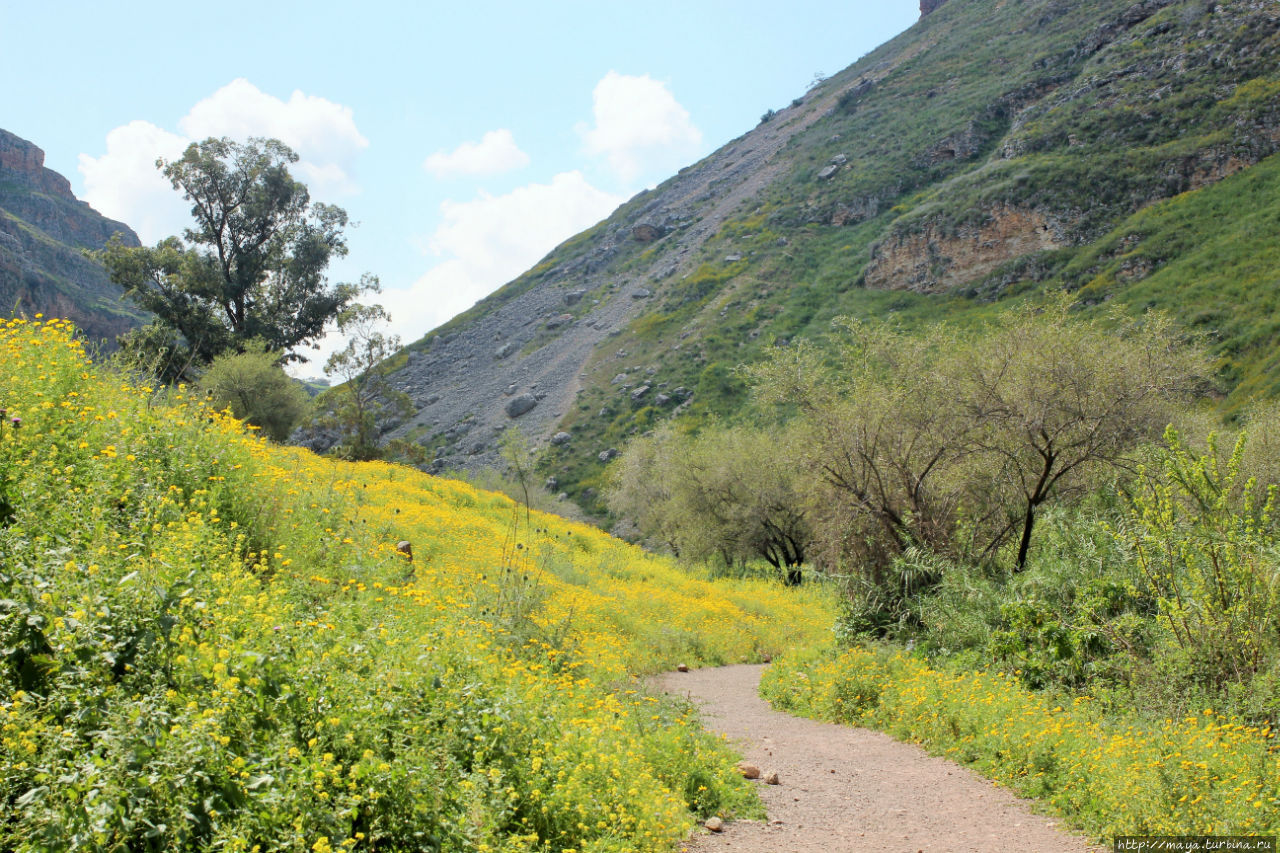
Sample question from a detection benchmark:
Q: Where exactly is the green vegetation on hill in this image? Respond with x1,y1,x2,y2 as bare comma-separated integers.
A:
0,317,832,850
551,137,1280,512
408,0,1280,515
1066,151,1280,405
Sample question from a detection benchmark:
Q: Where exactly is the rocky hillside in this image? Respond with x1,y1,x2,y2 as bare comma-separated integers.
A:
0,128,143,341
375,0,1280,516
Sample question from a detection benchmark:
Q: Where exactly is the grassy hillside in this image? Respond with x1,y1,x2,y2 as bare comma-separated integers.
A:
386,0,1280,515
0,317,833,851
1064,150,1280,406
548,147,1280,507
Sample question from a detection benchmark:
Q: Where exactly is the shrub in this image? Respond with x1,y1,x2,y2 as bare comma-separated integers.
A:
1117,427,1280,690
196,342,310,441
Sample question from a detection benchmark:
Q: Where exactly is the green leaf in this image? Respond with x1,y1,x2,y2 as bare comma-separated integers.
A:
15,786,46,806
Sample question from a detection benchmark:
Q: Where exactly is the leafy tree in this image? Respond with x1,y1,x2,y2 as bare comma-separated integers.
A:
196,342,310,442
320,301,412,461
747,321,975,575
608,423,812,584
675,424,811,584
956,302,1205,570
747,299,1205,583
606,424,685,556
100,137,374,380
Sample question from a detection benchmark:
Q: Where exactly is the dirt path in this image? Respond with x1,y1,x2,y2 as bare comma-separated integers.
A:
658,665,1102,853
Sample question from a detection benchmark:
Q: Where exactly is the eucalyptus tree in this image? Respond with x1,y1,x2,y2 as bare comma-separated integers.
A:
101,137,374,380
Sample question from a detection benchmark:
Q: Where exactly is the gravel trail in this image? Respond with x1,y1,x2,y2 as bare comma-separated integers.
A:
658,664,1102,853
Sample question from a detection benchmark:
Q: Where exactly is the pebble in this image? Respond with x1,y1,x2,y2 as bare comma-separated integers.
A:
704,816,724,832
764,769,780,785
738,762,761,780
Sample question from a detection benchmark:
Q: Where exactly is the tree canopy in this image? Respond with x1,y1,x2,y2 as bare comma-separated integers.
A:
610,298,1206,609
317,301,411,461
101,137,374,379
607,422,813,584
748,300,1205,574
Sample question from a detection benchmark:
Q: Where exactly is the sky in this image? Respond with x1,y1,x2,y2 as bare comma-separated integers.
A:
4,1,918,376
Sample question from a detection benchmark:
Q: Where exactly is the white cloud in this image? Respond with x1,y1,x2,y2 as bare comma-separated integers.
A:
380,171,623,344
78,79,368,243
78,121,190,244
424,129,531,178
180,78,368,197
578,71,703,184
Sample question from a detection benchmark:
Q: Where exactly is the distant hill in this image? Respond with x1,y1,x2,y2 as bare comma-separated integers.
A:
0,128,144,341
344,0,1279,515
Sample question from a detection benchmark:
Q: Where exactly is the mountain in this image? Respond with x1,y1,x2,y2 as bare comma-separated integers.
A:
373,0,1280,515
0,128,144,341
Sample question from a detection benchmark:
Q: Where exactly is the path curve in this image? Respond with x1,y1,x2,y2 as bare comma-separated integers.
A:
658,664,1101,853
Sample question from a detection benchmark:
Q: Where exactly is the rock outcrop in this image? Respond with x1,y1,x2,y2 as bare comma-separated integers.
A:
865,206,1066,293
505,394,538,418
0,131,73,197
920,0,950,17
0,128,143,341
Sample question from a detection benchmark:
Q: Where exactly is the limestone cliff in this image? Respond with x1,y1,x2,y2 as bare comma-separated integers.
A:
0,128,143,341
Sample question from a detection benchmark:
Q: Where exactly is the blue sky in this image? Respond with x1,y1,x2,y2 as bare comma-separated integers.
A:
5,1,918,372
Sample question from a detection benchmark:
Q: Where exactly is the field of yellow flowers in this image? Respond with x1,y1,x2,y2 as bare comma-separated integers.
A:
762,644,1280,838
0,318,833,852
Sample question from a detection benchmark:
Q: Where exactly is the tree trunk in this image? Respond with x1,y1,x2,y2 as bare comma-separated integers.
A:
1015,502,1036,572
1015,450,1057,572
